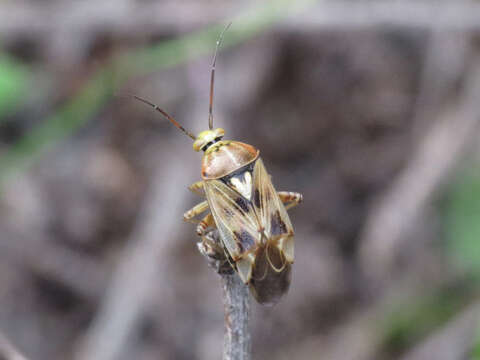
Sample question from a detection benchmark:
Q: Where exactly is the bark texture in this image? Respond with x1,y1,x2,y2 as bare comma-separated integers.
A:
221,273,251,360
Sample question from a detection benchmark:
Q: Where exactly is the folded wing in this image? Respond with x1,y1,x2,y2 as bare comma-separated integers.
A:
204,179,262,274
204,159,296,305
252,158,294,263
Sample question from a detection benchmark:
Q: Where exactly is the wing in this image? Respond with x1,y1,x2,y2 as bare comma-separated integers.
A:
204,159,295,305
240,158,295,305
204,178,262,263
252,158,294,263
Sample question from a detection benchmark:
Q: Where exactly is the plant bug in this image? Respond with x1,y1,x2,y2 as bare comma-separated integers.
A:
133,25,303,305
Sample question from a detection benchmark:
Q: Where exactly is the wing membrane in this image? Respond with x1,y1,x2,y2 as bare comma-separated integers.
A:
252,158,294,263
204,179,261,259
252,158,293,238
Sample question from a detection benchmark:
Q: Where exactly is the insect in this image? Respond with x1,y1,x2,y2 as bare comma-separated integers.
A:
133,25,302,305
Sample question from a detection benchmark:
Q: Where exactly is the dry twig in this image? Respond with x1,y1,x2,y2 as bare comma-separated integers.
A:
359,56,480,280
221,273,251,360
400,302,480,360
199,231,251,360
0,333,29,360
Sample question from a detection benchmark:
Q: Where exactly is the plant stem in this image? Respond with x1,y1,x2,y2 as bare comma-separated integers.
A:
221,273,251,360
198,231,252,360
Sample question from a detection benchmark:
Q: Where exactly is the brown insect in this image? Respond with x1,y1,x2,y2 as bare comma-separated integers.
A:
134,25,302,305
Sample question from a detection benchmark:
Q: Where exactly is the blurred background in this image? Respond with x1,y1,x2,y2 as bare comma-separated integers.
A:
1,1,480,359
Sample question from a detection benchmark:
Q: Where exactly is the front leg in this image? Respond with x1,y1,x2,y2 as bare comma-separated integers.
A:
278,191,303,210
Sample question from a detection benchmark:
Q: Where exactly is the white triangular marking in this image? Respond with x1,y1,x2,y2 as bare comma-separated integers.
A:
230,171,252,200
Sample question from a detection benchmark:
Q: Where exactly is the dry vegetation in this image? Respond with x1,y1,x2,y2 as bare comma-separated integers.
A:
1,1,480,360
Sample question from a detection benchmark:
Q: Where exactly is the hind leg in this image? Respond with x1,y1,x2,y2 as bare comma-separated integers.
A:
196,213,214,236
278,191,303,210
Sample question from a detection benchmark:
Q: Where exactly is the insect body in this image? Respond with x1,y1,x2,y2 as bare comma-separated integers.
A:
189,134,302,304
134,26,302,305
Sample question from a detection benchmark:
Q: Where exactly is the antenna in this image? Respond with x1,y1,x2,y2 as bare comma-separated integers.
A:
132,95,196,140
208,22,232,130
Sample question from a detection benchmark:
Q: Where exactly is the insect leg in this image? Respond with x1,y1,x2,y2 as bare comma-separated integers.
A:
277,191,303,210
184,201,224,259
196,220,233,274
196,213,214,236
188,181,205,197
183,201,209,224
